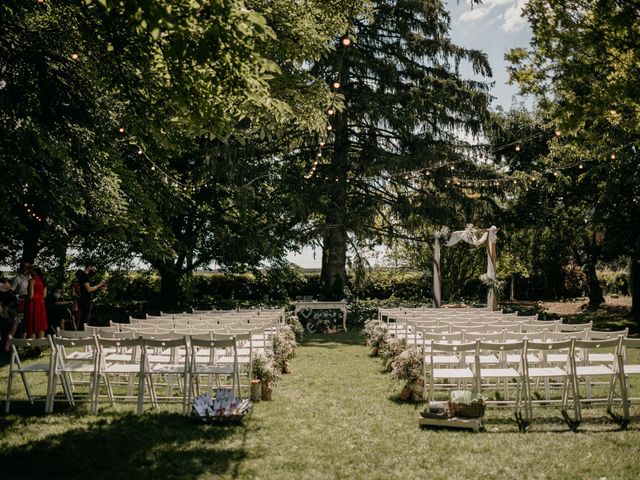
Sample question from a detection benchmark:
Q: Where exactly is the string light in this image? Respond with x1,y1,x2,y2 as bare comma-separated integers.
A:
515,145,521,152
118,127,125,133
332,81,341,89
341,36,351,47
555,129,561,137
71,53,79,60
611,152,616,160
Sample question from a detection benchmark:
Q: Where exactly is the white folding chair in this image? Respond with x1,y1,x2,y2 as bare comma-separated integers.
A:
5,337,56,413
94,336,145,415
188,337,240,406
49,336,99,413
426,341,479,400
142,336,189,415
521,338,580,429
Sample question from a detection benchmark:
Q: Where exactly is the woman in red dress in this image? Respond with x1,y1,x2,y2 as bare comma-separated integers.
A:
26,266,48,338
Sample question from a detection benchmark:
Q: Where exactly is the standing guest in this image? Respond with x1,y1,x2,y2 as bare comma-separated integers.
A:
0,279,19,353
11,260,31,337
26,266,48,339
76,261,106,329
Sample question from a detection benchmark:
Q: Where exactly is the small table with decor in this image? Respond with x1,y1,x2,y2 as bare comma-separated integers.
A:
293,300,348,332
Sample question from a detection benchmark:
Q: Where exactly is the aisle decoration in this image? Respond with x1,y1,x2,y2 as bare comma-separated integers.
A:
251,353,280,401
192,388,250,424
273,325,297,373
390,346,424,401
362,319,389,357
379,337,407,372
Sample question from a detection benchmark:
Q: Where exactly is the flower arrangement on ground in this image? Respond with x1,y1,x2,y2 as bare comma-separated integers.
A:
286,315,304,341
379,337,407,372
390,346,424,401
362,319,389,356
251,353,280,401
273,324,297,373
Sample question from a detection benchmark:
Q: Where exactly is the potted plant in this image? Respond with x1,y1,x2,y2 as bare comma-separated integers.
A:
251,353,280,401
273,325,297,373
390,346,424,401
362,319,389,357
379,337,407,372
286,315,305,342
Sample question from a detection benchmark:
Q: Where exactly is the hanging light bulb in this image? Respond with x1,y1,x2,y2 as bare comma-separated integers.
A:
555,129,561,137
332,81,341,89
320,140,326,146
118,127,125,133
611,152,616,160
578,164,584,169
515,145,521,152
327,108,335,116
151,165,155,171
137,148,143,155
71,53,79,60
341,36,351,47
326,125,333,131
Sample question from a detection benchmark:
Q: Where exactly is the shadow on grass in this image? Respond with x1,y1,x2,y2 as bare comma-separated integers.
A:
0,411,253,480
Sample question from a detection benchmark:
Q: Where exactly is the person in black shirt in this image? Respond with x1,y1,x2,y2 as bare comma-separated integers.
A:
76,262,106,329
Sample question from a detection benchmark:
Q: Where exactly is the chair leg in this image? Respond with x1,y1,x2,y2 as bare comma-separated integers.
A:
19,370,34,405
5,371,14,414
136,374,145,416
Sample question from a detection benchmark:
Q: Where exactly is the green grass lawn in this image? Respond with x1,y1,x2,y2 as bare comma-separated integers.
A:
2,331,640,479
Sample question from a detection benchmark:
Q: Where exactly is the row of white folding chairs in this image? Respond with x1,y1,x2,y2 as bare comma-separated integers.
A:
423,334,639,429
144,313,282,323
395,321,592,344
380,309,506,322
5,333,241,416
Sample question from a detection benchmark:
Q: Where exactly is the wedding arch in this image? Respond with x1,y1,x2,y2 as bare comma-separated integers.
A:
432,225,498,310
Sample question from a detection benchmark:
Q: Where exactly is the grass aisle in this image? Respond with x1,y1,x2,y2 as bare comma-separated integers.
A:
1,331,640,479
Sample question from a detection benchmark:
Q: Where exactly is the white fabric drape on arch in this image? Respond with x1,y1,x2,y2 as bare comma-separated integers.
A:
432,225,498,310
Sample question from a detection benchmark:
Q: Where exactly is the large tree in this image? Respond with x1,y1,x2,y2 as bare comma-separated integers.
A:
295,0,492,299
507,0,640,321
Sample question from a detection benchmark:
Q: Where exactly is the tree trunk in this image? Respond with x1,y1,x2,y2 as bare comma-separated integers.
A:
158,263,182,310
320,221,347,300
584,261,604,308
631,254,640,325
319,56,350,302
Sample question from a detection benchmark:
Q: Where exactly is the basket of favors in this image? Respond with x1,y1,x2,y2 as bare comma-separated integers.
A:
191,388,251,424
448,390,486,419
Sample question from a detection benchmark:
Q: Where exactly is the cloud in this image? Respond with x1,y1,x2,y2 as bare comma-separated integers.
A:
457,0,528,33
502,0,528,32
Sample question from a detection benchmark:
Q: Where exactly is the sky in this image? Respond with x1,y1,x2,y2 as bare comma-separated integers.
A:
287,0,533,269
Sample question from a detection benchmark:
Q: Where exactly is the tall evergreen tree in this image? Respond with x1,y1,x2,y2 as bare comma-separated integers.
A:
301,0,492,299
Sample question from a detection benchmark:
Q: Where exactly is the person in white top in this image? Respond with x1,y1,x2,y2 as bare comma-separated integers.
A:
11,260,31,337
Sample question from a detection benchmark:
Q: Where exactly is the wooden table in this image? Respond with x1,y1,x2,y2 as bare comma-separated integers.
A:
293,301,348,332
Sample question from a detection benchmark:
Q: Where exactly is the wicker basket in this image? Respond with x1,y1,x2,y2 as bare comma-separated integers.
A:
448,390,486,418
448,398,486,418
